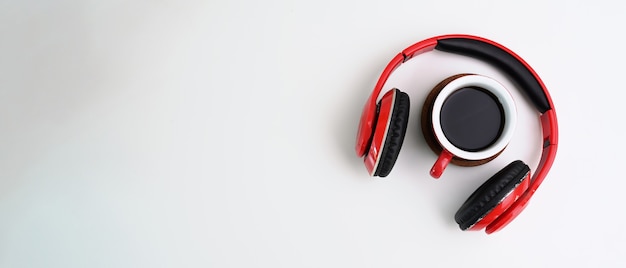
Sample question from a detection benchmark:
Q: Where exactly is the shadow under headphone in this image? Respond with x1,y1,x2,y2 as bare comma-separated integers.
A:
355,35,558,234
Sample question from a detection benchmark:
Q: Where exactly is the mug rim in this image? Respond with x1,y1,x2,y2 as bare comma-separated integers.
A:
431,74,517,160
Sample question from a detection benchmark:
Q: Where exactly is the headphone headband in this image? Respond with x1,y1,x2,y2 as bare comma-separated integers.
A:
358,34,558,233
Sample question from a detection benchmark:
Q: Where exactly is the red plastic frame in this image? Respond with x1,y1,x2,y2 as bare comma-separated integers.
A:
355,34,558,234
363,89,397,175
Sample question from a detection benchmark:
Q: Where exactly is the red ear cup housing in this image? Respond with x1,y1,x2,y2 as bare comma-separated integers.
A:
363,89,410,177
356,101,377,157
454,160,530,231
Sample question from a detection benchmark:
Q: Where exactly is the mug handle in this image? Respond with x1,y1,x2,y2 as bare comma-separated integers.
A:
430,149,454,179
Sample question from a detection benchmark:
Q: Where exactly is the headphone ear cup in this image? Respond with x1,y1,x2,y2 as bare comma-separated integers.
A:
368,89,410,177
454,160,530,230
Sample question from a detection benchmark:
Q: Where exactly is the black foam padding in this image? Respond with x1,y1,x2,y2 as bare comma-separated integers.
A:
435,38,551,113
454,160,530,230
374,89,410,177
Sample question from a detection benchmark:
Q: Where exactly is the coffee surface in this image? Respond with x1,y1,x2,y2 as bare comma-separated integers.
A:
440,87,504,152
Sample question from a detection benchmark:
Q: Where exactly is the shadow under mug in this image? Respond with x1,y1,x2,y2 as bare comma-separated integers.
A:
421,74,517,178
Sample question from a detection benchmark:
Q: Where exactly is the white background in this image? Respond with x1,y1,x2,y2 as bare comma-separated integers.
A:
1,0,624,267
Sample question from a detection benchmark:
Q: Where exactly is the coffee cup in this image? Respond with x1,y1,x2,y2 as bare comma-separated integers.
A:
421,74,517,178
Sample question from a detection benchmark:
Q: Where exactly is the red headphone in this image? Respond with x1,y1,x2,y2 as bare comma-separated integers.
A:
355,34,558,234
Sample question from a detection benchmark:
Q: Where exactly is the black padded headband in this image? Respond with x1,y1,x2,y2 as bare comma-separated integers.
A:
435,38,551,113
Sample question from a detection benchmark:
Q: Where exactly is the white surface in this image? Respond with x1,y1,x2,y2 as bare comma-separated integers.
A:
1,0,624,267
431,74,516,160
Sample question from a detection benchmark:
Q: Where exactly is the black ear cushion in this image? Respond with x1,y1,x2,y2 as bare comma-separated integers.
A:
373,89,410,177
454,160,530,230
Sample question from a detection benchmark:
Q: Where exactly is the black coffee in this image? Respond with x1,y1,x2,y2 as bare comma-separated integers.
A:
440,87,504,152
